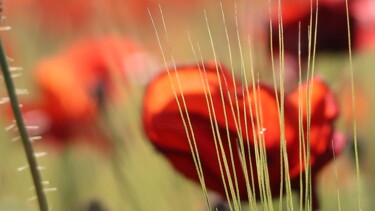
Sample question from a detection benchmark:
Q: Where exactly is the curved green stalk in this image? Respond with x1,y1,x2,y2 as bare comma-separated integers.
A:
0,39,49,211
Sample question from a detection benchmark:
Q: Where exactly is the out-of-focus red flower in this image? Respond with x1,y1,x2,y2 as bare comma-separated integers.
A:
17,36,148,150
143,63,345,208
269,0,375,59
270,0,356,60
35,0,92,32
352,0,375,50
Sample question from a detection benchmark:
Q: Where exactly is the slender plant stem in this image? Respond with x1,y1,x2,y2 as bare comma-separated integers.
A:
344,0,362,210
0,38,49,211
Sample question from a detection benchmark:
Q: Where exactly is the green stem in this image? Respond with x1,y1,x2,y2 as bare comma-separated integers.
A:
0,38,49,211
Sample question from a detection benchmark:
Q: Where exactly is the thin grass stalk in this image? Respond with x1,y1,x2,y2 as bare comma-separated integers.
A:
297,22,306,211
246,36,272,211
331,139,342,211
190,34,251,211
200,60,237,211
204,10,243,210
194,33,252,209
304,25,313,211
220,4,245,206
190,39,236,211
202,62,239,211
302,0,315,209
254,80,275,210
186,37,234,211
303,7,315,210
266,1,283,210
197,54,235,211
305,2,320,209
266,0,288,209
148,7,211,210
234,6,259,208
233,3,258,209
217,62,244,209
276,1,285,209
344,0,362,210
275,0,294,209
158,10,211,201
0,39,49,210
148,8,212,210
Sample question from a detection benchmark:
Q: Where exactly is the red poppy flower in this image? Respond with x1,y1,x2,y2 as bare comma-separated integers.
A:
17,36,147,150
270,0,375,57
270,0,356,60
352,0,375,50
142,63,345,207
